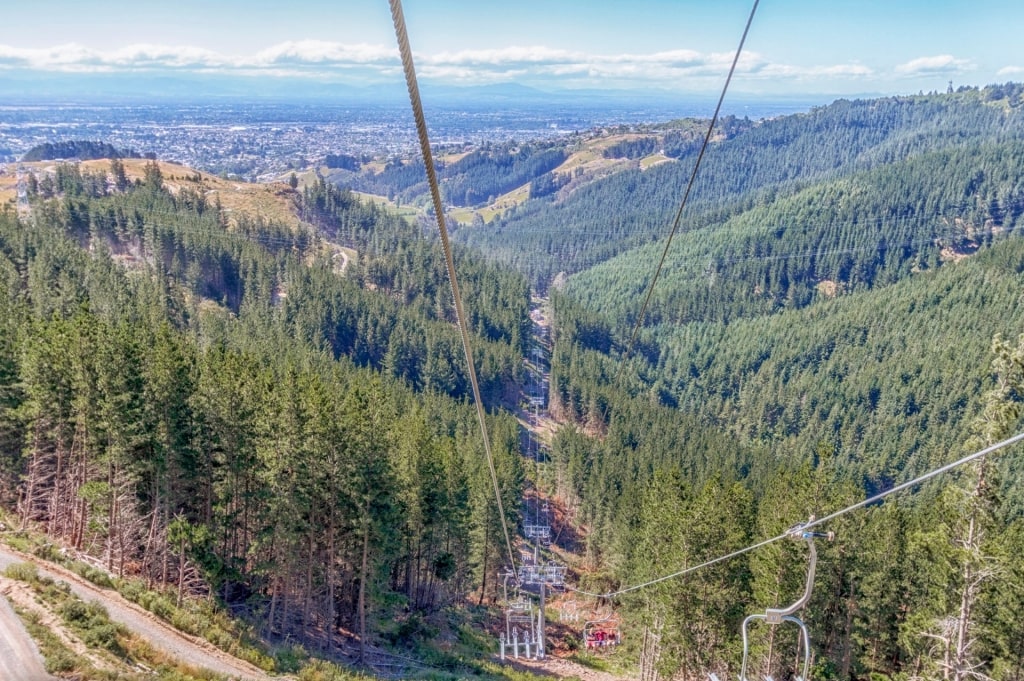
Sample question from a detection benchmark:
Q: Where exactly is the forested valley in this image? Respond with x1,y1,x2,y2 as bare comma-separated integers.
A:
0,162,531,673
4,82,1024,681
467,85,1024,681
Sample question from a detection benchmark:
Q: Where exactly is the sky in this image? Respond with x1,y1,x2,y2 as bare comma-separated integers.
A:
1,0,1023,100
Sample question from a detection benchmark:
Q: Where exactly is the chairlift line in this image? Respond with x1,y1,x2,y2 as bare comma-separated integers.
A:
610,0,761,390
389,0,520,583
387,0,1024,669
565,430,1024,600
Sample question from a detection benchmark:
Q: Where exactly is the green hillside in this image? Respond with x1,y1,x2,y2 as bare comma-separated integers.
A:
534,87,1024,520
456,84,1024,290
566,139,1024,325
6,85,1024,681
525,86,1024,681
0,162,531,677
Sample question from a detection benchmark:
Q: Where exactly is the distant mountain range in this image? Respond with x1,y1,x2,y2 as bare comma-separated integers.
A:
0,71,829,116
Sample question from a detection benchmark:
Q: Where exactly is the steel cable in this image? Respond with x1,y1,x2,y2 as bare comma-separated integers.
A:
389,0,520,582
566,430,1024,599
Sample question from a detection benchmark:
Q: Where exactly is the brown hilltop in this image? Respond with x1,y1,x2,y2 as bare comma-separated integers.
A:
1,158,302,231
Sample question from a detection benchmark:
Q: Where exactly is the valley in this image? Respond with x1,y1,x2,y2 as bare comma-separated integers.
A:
1,82,1024,681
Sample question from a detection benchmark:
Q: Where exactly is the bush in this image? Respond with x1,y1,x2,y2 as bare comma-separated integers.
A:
118,578,146,603
18,608,84,674
242,647,276,672
44,648,78,674
299,659,373,681
68,561,114,589
171,608,203,636
4,561,38,583
4,533,32,553
59,599,123,654
149,595,175,621
81,621,121,652
273,643,308,673
33,541,61,562
40,579,70,602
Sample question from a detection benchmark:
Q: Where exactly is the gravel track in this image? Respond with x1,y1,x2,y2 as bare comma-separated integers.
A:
0,588,54,681
0,546,269,680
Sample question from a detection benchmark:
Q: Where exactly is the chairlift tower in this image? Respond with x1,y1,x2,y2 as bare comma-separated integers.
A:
517,561,566,659
499,568,543,660
500,595,539,660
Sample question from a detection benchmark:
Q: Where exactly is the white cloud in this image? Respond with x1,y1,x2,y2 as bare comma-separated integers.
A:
998,65,1024,76
0,43,228,72
107,44,229,68
428,46,580,67
0,41,884,89
254,41,398,67
894,55,974,76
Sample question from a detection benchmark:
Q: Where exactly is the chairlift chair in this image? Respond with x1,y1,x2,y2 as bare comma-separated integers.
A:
583,613,622,650
727,520,834,681
559,598,580,623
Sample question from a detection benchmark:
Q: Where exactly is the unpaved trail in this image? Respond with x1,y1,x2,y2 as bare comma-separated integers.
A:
0,546,269,680
0,588,54,681
510,655,633,681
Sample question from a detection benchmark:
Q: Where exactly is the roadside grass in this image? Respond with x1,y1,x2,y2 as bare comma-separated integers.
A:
115,577,275,672
16,605,90,676
0,521,275,672
297,658,385,680
569,649,611,671
5,561,223,680
1,516,558,681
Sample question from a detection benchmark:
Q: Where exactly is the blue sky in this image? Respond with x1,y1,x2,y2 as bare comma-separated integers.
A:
1,0,1022,98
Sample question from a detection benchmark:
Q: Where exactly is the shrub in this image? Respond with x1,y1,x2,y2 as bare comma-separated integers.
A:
44,648,78,674
59,599,123,654
33,541,61,562
118,578,146,603
273,643,308,673
4,561,38,582
299,659,373,681
68,561,114,589
149,595,175,621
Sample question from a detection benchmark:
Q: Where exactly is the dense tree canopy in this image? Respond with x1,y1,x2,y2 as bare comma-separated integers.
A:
0,162,528,655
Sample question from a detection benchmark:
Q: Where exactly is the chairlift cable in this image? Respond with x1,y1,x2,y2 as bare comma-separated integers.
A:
389,0,520,582
609,0,760,391
565,430,1024,599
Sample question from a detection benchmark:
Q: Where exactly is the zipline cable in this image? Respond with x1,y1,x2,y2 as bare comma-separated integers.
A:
610,0,760,390
389,0,520,582
566,429,1024,599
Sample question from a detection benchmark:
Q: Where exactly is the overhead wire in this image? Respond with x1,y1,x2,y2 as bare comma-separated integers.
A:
464,217,996,274
389,0,521,582
565,429,1024,600
610,0,760,389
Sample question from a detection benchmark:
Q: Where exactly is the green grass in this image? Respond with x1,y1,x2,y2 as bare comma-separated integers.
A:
15,606,89,676
6,562,223,680
116,578,275,672
0,519,274,673
569,649,613,671
297,658,377,680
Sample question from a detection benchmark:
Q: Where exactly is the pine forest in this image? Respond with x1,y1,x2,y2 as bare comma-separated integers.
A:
3,83,1024,681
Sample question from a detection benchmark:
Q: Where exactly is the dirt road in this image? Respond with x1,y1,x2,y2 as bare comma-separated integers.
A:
0,546,269,680
0,589,54,681
511,654,632,681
